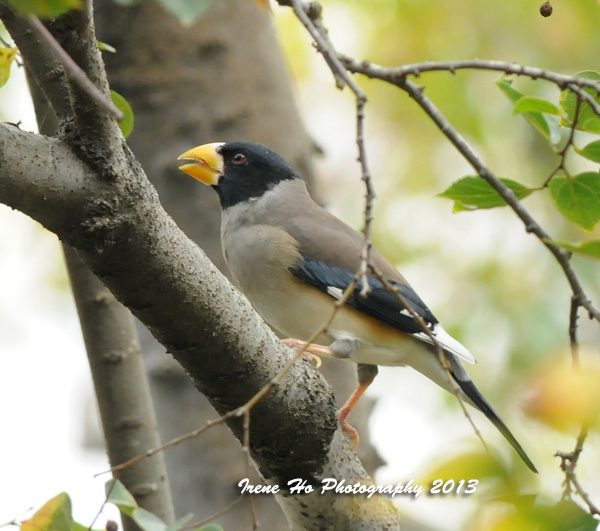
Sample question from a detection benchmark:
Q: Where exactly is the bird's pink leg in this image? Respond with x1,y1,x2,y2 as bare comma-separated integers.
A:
338,364,378,449
282,338,338,369
284,338,379,449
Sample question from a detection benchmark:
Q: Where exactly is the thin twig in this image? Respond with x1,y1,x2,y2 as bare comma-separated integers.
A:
242,410,259,530
100,417,231,475
568,296,581,368
564,82,600,120
182,495,245,530
27,15,123,121
239,279,358,413
556,425,599,516
390,76,600,324
289,0,375,295
368,262,488,453
102,280,358,477
86,478,118,531
560,290,593,512
544,96,581,186
340,56,600,95
287,0,489,449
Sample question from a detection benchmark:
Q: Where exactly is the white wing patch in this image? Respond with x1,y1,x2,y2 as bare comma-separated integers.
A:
415,325,476,364
326,286,344,300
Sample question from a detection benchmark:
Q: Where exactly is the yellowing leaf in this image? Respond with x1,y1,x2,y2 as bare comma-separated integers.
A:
549,172,600,231
420,450,509,487
471,498,597,531
21,493,73,531
97,41,117,54
0,47,17,88
525,353,600,431
8,0,82,17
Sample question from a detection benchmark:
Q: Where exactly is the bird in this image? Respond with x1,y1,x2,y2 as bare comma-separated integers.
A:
177,140,537,473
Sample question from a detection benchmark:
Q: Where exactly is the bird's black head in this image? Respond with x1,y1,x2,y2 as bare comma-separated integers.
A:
178,141,301,209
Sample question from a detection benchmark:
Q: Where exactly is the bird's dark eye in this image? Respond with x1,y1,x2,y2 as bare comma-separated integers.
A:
232,153,246,165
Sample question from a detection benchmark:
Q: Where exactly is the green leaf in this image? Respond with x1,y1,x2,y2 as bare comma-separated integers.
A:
155,0,218,25
106,482,183,531
513,96,560,116
559,70,600,134
439,176,534,211
72,522,102,531
549,172,600,231
575,139,600,163
110,90,134,138
105,479,138,516
198,525,224,531
497,77,562,145
111,0,139,5
131,509,167,531
538,500,598,531
7,0,82,17
165,515,193,531
549,240,600,260
420,451,510,486
21,493,73,531
0,47,17,88
484,497,598,531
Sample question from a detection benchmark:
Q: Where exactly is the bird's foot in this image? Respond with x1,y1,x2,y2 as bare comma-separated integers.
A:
282,338,334,368
338,408,360,449
336,368,377,449
302,352,322,368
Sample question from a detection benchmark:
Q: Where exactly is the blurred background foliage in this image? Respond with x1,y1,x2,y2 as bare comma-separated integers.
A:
273,0,600,528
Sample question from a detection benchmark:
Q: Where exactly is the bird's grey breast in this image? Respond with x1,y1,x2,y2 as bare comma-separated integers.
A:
220,196,301,302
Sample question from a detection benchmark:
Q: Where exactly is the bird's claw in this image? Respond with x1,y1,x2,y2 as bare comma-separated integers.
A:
339,414,360,449
283,338,333,368
302,352,322,369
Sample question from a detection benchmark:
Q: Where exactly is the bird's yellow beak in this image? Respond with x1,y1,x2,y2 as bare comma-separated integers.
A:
177,142,225,186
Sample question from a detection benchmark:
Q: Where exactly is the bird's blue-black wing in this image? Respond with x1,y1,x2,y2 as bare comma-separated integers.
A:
290,258,438,335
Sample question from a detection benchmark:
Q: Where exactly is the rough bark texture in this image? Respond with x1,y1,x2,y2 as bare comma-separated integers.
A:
92,0,382,525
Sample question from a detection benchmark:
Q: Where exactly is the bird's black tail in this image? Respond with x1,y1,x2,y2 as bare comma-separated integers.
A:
454,374,538,473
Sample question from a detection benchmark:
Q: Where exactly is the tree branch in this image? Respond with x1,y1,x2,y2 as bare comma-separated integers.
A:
288,0,376,296
0,123,401,529
340,65,600,323
401,77,600,322
27,14,122,120
340,57,600,94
